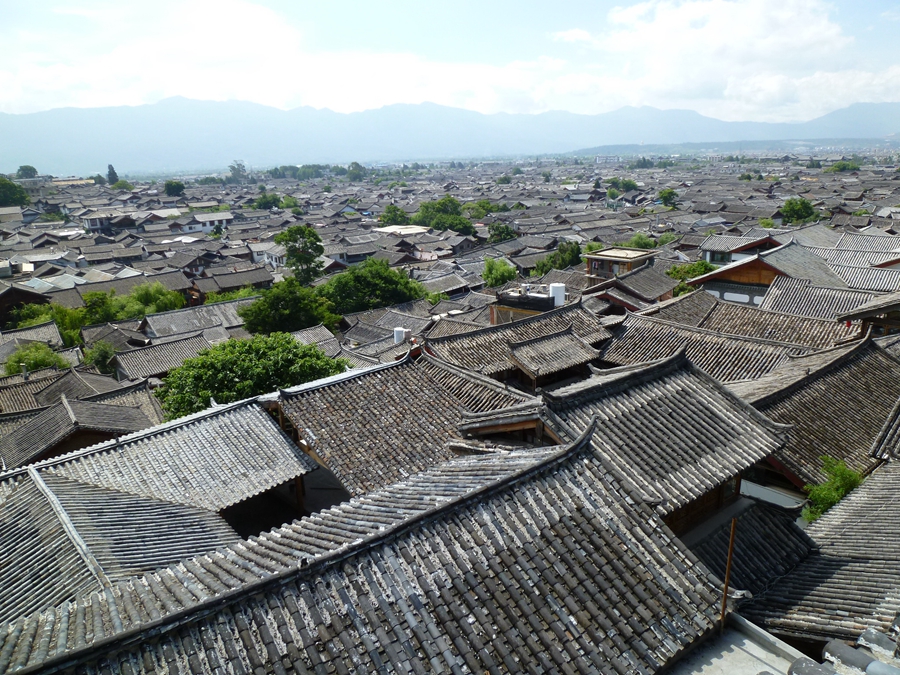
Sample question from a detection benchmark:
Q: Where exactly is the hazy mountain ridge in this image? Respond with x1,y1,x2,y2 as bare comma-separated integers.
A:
2,97,899,175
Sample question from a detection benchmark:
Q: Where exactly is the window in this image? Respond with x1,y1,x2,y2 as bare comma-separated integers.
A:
710,251,731,264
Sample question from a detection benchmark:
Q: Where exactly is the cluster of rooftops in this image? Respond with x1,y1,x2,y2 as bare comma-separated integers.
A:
2,160,900,673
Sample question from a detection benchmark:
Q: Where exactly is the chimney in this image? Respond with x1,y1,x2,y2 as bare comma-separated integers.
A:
20,363,28,381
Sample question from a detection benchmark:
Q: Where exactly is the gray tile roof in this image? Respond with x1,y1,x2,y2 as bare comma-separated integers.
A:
426,301,611,375
508,325,600,378
138,297,255,338
112,333,210,380
602,313,811,382
758,275,881,320
0,321,63,349
544,352,787,515
0,428,724,675
727,339,900,484
744,460,900,642
32,368,123,406
0,396,154,470
280,356,536,497
37,401,318,511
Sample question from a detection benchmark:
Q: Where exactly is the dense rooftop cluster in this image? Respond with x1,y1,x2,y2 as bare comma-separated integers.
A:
1,154,900,673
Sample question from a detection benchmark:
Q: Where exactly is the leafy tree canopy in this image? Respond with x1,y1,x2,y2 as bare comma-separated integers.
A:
9,282,184,347
412,196,475,235
16,165,37,179
487,222,516,244
111,180,134,191
346,161,367,182
802,456,862,522
0,177,29,207
92,174,107,186
4,343,68,376
84,340,117,374
781,197,816,224
379,204,410,226
496,175,512,184
464,200,511,220
531,242,582,277
657,232,679,246
204,286,258,304
316,258,425,315
274,225,324,284
155,333,346,419
759,218,776,228
238,278,340,334
665,260,717,296
228,160,247,184
164,180,185,197
107,164,119,185
824,160,860,173
658,188,678,207
482,257,517,287
254,192,281,210
628,157,654,169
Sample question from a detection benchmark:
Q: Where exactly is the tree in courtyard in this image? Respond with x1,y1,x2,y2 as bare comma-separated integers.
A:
658,188,678,207
275,225,325,284
487,222,516,244
482,258,517,287
84,340,117,374
4,343,68,376
802,456,862,522
155,333,347,419
238,278,340,334
781,197,816,224
531,242,582,277
16,165,37,179
665,260,717,296
316,258,425,315
379,204,410,225
164,180,185,197
107,164,119,185
0,177,29,207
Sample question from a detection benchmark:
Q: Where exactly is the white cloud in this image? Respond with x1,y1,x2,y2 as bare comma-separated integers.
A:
1,0,900,123
552,29,593,43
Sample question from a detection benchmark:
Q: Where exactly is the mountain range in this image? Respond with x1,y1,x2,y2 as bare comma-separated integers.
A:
2,97,899,176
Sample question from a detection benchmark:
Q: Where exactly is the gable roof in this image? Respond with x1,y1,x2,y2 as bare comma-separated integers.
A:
111,333,210,380
279,356,537,497
601,313,811,382
0,426,725,675
426,301,610,375
727,338,900,483
543,351,787,515
758,275,881,320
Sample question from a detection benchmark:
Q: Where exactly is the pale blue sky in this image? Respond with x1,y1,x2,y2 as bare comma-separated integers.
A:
2,0,899,122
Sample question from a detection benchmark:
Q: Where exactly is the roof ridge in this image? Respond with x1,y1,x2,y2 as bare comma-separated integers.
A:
626,310,816,349
6,422,599,674
506,323,575,350
27,467,111,591
60,394,77,426
426,298,585,344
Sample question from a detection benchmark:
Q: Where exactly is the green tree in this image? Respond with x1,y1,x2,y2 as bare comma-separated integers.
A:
658,188,678,207
316,258,425,315
379,204,410,225
4,343,68,376
346,161,367,182
84,340,117,375
619,233,657,249
806,159,822,169
16,165,38,179
541,171,551,183
228,160,247,184
111,180,134,191
0,177,29,207
413,196,474,235
204,286,258,304
739,173,753,181
532,242,582,277
281,195,298,210
782,197,816,224
621,179,638,192
511,167,523,175
239,278,340,334
164,180,185,197
759,218,776,228
92,174,107,186
107,164,119,185
657,232,678,246
824,161,860,173
496,175,512,184
275,225,325,284
665,260,717,296
488,222,516,244
607,187,621,200
254,192,281,210
155,333,347,419
482,258,517,287
802,456,862,522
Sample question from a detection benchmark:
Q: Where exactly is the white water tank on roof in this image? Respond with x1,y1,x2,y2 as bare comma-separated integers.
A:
394,327,410,344
549,283,566,307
